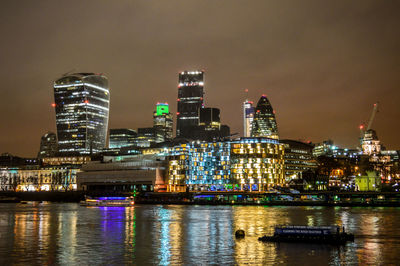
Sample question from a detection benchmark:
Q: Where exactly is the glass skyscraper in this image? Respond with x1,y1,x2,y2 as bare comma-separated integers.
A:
53,73,110,154
176,71,204,138
251,95,279,139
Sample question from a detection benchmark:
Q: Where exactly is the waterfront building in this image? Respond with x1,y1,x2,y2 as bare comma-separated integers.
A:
109,129,137,149
166,137,285,192
0,164,79,192
0,153,86,191
230,138,285,191
37,132,58,159
243,100,254,137
167,145,190,192
53,73,110,155
251,95,279,139
176,71,204,138
186,141,231,191
77,154,167,192
355,170,380,191
153,103,173,143
280,139,317,181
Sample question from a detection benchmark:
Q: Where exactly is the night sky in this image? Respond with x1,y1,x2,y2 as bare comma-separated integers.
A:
1,0,399,157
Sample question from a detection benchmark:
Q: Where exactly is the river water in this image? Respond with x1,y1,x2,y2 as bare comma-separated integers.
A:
0,203,399,265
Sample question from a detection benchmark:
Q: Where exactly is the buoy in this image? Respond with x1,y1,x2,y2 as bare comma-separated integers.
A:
235,229,245,238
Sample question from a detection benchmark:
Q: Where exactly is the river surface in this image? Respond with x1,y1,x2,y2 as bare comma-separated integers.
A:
0,203,399,265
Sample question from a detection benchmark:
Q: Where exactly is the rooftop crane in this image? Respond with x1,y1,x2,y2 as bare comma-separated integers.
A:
359,102,379,144
366,102,379,131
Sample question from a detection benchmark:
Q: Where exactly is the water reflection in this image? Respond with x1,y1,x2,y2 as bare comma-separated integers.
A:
1,204,400,265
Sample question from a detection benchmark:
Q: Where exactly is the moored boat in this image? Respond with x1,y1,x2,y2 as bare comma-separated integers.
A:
80,196,135,207
258,225,354,245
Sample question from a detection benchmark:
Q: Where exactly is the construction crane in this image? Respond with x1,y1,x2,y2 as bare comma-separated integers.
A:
359,102,379,144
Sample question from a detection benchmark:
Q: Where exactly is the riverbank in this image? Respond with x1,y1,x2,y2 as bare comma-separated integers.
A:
2,191,400,207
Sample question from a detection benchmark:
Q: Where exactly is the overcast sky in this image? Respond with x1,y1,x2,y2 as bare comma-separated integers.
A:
1,0,399,157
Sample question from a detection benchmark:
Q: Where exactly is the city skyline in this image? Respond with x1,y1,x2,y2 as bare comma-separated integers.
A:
1,0,399,156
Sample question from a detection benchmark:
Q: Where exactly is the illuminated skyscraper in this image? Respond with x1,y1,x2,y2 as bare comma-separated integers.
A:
176,70,204,138
53,73,110,154
251,95,278,139
243,100,254,137
153,102,173,142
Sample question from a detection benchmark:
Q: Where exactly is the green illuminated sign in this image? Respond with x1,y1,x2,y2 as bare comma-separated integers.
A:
156,103,169,116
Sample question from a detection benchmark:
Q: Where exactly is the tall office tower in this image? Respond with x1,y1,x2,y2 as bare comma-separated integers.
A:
53,73,110,154
153,103,173,142
37,132,58,159
243,100,254,137
199,107,221,130
251,95,279,139
109,129,137,149
176,70,204,138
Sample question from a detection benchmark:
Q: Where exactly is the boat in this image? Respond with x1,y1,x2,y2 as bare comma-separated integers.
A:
80,196,135,207
258,225,354,245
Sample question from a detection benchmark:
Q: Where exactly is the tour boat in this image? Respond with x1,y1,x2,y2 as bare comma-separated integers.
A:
258,225,354,245
80,196,135,207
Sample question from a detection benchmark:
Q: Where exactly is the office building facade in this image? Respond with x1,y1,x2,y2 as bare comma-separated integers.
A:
53,73,110,154
280,139,317,180
109,129,137,149
176,71,204,138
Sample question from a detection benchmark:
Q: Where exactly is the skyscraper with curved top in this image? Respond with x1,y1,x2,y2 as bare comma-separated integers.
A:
251,95,279,139
53,73,110,154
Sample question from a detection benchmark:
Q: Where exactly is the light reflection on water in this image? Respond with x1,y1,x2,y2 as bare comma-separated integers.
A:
1,204,400,265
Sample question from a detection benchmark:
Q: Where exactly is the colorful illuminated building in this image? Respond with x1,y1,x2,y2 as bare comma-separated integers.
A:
243,100,254,137
251,95,279,139
153,103,173,142
230,138,285,191
176,71,204,138
53,73,110,155
166,138,285,192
